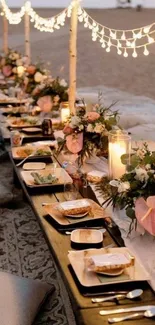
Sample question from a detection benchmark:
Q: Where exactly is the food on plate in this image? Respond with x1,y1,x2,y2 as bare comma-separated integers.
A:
5,106,27,114
87,170,106,183
10,117,38,126
85,253,133,273
31,172,58,185
16,147,33,157
59,199,91,216
16,145,51,158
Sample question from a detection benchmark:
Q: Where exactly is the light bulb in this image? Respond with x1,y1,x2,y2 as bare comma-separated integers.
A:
78,15,83,22
106,47,111,52
108,38,111,47
117,48,122,55
123,48,128,57
144,25,151,34
126,40,131,47
117,40,122,48
101,42,106,48
132,48,137,58
100,28,104,36
143,46,149,56
121,32,126,40
137,30,142,39
148,35,154,43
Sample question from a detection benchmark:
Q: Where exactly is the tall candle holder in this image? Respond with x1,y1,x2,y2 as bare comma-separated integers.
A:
108,130,131,179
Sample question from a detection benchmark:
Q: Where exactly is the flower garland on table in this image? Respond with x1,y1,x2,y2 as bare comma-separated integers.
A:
21,63,48,94
0,49,27,80
98,143,155,235
57,102,119,166
32,77,69,112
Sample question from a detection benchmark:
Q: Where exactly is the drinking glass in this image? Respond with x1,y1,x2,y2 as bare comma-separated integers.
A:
64,183,79,201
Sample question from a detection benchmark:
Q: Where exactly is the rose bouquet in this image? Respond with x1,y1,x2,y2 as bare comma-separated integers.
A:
98,143,155,234
57,102,118,166
32,77,68,112
21,63,47,94
0,50,26,80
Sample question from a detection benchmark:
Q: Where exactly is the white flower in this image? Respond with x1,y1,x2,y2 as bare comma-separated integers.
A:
94,123,105,133
145,164,151,170
87,124,93,132
59,78,67,87
79,124,84,131
109,180,120,187
9,52,20,60
118,181,130,193
135,167,149,182
70,116,81,128
17,66,25,77
136,148,147,159
16,59,23,66
34,72,44,83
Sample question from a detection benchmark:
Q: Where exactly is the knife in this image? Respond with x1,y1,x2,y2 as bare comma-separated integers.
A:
99,305,155,315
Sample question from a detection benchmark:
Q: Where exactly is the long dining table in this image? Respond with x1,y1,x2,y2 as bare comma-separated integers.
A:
1,111,155,325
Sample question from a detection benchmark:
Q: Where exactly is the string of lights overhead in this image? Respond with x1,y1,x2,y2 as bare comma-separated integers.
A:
0,0,74,30
0,0,155,56
77,6,155,57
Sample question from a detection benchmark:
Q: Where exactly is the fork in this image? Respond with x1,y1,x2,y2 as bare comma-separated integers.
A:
16,154,34,167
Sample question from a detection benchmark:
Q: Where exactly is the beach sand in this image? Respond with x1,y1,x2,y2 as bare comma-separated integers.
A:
0,8,155,99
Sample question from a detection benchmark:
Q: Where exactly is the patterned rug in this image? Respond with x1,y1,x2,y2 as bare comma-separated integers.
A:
0,157,76,325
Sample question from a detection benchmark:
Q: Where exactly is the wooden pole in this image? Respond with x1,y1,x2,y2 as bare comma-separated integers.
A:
24,6,31,64
3,15,8,54
69,0,79,115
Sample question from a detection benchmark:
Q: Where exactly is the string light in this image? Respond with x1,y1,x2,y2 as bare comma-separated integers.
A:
77,6,155,57
143,45,149,56
0,0,74,32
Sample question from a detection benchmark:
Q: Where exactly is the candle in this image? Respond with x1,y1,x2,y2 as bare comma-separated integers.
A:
109,130,131,179
61,103,70,123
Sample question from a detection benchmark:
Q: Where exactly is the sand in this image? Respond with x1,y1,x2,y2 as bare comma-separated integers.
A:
0,7,155,99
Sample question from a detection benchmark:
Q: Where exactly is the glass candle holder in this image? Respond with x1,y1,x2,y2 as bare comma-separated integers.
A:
108,130,131,179
60,102,70,123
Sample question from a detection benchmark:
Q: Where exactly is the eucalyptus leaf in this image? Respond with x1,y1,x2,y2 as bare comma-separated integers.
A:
126,207,135,220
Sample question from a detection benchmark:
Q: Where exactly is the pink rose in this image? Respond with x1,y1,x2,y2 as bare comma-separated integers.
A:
135,196,155,235
2,65,12,77
63,125,73,135
37,95,53,113
66,132,83,154
86,111,100,122
27,65,36,75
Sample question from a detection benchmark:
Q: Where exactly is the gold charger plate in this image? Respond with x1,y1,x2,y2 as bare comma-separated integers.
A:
43,199,108,226
68,247,150,288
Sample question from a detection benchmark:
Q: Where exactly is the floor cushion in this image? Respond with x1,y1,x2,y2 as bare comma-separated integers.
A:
0,271,53,325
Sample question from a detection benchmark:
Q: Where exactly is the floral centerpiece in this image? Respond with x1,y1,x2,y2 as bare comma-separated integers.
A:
0,49,27,80
32,77,68,113
98,143,155,235
57,101,119,166
21,63,47,94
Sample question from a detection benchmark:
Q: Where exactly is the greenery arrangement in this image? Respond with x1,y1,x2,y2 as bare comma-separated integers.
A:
98,143,155,230
57,100,118,165
32,77,68,107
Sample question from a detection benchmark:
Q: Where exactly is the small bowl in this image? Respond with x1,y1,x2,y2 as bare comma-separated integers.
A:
71,229,103,250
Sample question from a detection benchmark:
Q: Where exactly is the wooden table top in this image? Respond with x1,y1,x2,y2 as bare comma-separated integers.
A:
8,152,155,325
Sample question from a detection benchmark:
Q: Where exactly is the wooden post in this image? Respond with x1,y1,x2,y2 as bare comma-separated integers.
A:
3,15,8,54
69,0,79,115
24,2,31,64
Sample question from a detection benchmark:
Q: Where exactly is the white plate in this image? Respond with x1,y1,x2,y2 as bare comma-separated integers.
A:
97,269,124,277
23,162,46,170
22,127,42,133
67,212,88,218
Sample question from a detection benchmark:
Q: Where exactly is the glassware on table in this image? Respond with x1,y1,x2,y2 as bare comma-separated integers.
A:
64,183,79,201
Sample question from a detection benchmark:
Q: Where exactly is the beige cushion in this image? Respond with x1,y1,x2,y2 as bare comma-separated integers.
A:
0,271,53,325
